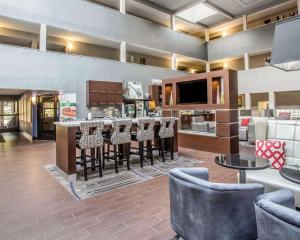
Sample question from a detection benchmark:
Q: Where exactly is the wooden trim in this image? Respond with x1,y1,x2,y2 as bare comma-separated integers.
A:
178,133,239,154
216,123,239,137
216,109,238,123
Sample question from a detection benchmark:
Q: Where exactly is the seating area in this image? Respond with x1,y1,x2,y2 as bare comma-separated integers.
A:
75,117,175,180
1,0,300,239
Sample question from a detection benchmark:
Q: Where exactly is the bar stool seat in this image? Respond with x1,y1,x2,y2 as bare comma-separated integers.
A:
157,117,175,162
130,118,155,167
76,121,104,181
102,119,132,174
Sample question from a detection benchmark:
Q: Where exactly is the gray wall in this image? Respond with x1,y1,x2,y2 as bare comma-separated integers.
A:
208,23,275,61
238,66,300,94
0,0,207,60
0,44,187,118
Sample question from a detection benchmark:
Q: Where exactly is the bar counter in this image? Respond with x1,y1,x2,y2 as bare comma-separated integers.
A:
54,117,178,178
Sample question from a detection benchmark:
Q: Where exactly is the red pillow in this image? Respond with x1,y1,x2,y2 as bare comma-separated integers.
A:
255,140,286,169
278,112,291,120
241,118,250,126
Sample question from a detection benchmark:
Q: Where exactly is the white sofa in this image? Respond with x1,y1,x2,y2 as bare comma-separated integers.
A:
238,116,269,141
246,120,300,207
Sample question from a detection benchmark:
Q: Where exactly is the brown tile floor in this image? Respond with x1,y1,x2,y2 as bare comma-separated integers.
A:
0,133,238,240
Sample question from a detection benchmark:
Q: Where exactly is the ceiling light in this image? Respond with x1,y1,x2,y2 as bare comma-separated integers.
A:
176,3,217,23
66,42,73,53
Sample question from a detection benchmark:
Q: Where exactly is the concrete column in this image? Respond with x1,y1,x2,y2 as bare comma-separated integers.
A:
269,92,276,109
39,24,47,51
171,53,177,70
245,93,251,109
120,41,126,63
170,15,176,31
206,62,210,72
120,0,126,14
243,15,248,31
204,28,209,42
244,53,250,70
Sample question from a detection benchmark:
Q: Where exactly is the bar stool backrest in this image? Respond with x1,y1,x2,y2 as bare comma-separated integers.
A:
79,121,104,149
111,119,132,145
137,118,155,142
159,117,175,139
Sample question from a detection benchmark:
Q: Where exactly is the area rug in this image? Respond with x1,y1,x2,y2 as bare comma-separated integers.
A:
45,154,203,200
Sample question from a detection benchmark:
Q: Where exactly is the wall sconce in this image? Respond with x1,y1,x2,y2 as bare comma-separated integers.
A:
222,31,227,37
223,62,228,69
67,42,73,53
31,95,37,104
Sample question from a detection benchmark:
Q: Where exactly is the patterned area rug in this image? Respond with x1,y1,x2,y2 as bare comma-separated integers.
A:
45,154,203,200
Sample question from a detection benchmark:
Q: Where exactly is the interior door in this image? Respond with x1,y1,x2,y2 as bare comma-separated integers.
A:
37,94,59,140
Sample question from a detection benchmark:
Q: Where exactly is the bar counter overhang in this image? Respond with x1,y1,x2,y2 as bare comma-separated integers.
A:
54,117,178,179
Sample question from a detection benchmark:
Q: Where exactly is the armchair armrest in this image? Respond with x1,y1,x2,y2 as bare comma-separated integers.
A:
169,167,209,181
256,189,295,209
256,199,300,228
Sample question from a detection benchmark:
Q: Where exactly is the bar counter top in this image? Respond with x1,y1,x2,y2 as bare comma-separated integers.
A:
54,117,175,127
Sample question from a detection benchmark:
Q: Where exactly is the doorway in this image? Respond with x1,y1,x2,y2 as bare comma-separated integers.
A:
37,94,59,140
0,97,19,133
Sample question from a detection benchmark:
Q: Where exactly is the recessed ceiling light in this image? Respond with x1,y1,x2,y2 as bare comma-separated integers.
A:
176,3,217,23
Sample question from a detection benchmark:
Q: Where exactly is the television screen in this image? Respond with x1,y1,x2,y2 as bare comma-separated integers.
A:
177,80,207,104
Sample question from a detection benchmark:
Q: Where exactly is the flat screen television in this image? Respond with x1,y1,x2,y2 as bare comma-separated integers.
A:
176,80,208,104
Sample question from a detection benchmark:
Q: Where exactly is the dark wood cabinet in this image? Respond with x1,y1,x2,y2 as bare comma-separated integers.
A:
86,80,123,106
149,85,162,106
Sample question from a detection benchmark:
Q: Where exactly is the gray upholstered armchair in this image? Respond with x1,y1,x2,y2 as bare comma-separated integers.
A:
169,168,264,240
255,189,300,240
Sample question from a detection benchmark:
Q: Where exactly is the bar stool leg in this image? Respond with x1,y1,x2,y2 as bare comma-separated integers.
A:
91,148,96,171
170,137,174,160
126,143,130,170
97,147,102,178
83,149,88,181
102,145,105,169
139,141,144,168
114,145,118,174
161,138,165,162
148,140,154,165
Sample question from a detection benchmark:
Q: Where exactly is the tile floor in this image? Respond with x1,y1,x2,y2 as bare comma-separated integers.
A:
0,133,238,240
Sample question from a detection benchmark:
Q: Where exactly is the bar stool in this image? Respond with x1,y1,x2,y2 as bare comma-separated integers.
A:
158,117,175,162
131,118,155,167
76,121,104,181
103,119,132,174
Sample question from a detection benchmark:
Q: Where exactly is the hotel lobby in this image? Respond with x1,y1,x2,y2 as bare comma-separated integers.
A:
1,0,300,239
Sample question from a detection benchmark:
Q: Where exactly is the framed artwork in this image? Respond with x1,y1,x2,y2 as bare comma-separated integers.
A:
59,93,76,121
127,82,144,99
